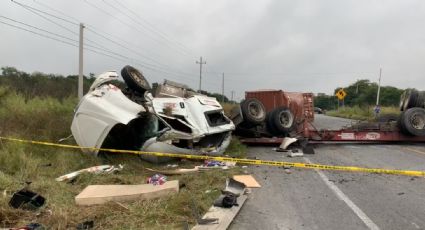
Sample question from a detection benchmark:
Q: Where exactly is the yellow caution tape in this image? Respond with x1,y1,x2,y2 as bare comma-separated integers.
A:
0,136,424,177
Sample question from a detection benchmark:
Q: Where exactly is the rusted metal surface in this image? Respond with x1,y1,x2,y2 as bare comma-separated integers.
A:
245,90,314,122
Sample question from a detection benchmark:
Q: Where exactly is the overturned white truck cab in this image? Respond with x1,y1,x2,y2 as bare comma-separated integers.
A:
71,66,235,163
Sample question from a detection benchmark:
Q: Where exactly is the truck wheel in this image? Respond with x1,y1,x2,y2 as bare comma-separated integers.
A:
403,89,419,111
240,98,266,125
271,107,295,133
401,107,425,136
121,65,151,93
415,91,425,108
266,111,280,136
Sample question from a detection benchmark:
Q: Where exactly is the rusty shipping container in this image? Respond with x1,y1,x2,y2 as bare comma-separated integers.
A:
245,90,314,122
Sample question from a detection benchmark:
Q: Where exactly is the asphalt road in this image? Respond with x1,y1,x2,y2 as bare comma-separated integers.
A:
230,114,425,230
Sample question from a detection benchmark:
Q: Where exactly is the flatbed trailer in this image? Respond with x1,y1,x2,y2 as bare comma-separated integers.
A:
240,120,425,145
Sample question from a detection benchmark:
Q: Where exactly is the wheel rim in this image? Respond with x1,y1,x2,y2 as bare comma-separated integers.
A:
130,70,148,88
279,111,293,128
410,113,425,130
248,102,264,119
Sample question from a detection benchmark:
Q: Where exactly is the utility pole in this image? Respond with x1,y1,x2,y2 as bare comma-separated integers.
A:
221,73,224,103
376,68,382,105
196,56,206,91
78,23,84,99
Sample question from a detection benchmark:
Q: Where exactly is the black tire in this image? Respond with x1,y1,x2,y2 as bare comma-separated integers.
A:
415,91,425,108
240,98,266,125
265,111,280,136
403,89,419,111
270,107,295,133
121,65,151,93
401,107,425,136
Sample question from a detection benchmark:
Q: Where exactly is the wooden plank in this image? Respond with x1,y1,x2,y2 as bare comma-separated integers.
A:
232,175,261,188
75,180,179,206
192,195,247,230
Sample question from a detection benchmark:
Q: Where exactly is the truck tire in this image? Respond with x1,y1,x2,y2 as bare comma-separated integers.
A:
401,107,425,136
121,65,151,93
240,98,266,125
415,91,425,108
270,107,295,133
403,89,419,111
266,111,280,136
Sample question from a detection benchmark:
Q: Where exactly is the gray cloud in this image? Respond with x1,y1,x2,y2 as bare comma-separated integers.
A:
1,0,425,101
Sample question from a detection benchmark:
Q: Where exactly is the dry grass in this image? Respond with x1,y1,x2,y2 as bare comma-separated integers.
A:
0,88,246,229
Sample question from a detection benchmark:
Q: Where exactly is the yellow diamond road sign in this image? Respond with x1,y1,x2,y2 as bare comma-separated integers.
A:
336,89,347,100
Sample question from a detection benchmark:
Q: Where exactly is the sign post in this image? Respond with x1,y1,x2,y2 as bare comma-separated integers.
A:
335,88,347,109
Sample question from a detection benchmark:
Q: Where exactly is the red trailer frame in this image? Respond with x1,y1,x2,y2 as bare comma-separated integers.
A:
240,120,425,145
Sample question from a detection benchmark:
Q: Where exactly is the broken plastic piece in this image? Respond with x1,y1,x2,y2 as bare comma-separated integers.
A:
280,137,298,150
56,165,123,182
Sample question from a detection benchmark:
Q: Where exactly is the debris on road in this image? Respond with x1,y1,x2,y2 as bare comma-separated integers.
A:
9,189,45,210
75,180,179,206
287,149,304,157
146,173,167,185
233,175,261,188
55,164,123,182
145,166,199,175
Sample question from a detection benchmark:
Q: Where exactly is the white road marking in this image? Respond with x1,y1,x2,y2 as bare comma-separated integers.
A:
304,157,380,230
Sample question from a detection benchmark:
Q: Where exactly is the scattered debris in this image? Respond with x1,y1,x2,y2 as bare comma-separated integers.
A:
166,164,179,168
222,178,246,196
145,167,199,175
146,174,167,185
192,194,248,230
287,149,304,157
284,169,292,174
76,220,94,230
233,175,261,188
397,192,405,196
10,222,46,230
280,137,299,150
214,193,238,208
75,180,179,206
198,161,236,170
191,198,219,225
56,165,123,182
9,189,45,210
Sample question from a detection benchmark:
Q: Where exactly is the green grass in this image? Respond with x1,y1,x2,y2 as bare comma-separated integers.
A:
326,106,400,120
0,87,246,229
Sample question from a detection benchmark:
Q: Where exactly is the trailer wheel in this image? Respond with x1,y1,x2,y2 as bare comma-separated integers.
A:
401,107,425,136
121,65,151,93
270,107,295,133
240,98,266,125
415,91,425,108
403,89,419,111
265,111,280,136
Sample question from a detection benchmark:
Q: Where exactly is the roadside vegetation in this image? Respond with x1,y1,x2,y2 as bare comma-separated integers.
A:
315,79,405,120
0,67,246,229
326,106,400,120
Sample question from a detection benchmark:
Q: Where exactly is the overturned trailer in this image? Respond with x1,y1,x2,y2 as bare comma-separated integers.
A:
71,66,235,163
232,89,425,147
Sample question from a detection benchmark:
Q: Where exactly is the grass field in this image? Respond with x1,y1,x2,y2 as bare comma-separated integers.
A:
0,87,246,229
326,105,400,120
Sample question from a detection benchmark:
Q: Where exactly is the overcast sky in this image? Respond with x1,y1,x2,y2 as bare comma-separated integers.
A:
1,0,425,100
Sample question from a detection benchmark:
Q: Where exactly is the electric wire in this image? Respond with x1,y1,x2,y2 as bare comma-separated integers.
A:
103,0,192,55
0,18,200,83
83,0,190,57
16,0,198,78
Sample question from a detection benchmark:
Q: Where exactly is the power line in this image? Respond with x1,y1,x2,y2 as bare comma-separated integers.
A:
104,0,192,55
0,18,200,83
26,0,196,77
83,0,190,57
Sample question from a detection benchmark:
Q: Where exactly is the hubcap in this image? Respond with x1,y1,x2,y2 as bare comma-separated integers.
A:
411,113,425,130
